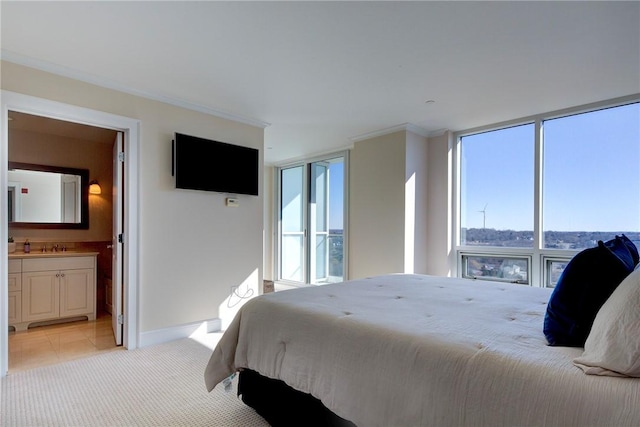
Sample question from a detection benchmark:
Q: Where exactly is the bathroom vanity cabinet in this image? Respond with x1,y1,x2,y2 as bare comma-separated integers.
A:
8,253,98,331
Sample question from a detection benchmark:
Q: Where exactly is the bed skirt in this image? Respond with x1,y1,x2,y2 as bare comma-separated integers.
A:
238,369,356,427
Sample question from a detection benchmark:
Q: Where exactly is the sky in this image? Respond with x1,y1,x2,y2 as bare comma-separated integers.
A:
329,160,344,229
280,158,344,232
326,102,639,234
460,102,640,233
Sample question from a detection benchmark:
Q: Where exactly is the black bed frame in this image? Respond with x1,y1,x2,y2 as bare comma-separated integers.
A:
238,369,356,427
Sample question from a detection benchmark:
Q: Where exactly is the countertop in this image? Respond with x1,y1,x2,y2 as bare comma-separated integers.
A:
9,251,100,259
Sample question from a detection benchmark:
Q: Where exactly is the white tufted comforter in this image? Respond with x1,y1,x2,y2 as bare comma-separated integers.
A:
204,274,640,426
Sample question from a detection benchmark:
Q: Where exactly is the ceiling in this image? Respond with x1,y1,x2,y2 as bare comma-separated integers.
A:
8,111,118,144
1,1,639,165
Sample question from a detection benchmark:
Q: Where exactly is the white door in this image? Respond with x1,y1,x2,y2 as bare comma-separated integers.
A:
278,156,344,285
61,175,80,222
280,165,306,283
310,162,329,283
111,132,124,345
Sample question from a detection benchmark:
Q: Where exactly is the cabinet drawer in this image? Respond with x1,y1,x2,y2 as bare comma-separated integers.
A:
22,256,95,272
8,273,21,292
9,259,22,274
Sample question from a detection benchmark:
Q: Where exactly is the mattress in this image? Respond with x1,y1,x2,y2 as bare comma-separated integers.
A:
205,273,640,426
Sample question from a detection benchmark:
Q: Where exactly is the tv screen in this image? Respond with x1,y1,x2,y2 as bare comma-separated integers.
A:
173,132,259,196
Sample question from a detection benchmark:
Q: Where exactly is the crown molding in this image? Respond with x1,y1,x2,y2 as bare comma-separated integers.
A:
349,122,436,143
427,128,449,137
0,50,271,129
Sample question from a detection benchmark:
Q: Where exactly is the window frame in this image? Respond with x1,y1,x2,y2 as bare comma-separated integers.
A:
452,94,640,287
459,251,532,285
542,255,573,288
274,150,349,287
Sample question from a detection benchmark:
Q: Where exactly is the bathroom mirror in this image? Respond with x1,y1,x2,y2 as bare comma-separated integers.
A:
7,162,89,229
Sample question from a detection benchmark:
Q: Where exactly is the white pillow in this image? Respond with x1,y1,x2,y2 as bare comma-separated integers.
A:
573,264,640,377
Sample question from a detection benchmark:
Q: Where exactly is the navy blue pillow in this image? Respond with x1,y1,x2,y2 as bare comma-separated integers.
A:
543,235,636,347
619,233,639,266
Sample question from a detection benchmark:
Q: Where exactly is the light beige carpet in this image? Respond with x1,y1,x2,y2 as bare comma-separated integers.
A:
1,337,270,426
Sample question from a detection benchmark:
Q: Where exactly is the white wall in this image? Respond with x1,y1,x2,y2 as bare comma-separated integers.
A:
1,61,453,337
405,130,429,274
350,131,406,278
426,131,452,276
1,61,265,333
349,130,411,279
263,165,274,282
348,128,447,280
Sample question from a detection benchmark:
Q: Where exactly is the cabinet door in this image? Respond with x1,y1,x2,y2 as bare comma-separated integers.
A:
59,268,94,318
8,291,22,324
9,265,23,325
22,271,59,322
8,273,21,292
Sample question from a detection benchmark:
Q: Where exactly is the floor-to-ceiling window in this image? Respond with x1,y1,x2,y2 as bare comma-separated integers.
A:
277,152,347,285
454,97,639,288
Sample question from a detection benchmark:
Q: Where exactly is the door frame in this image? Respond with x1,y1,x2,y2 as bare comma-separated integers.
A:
112,132,124,345
1,90,140,377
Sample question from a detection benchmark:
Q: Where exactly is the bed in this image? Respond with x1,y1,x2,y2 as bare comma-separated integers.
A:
204,271,640,426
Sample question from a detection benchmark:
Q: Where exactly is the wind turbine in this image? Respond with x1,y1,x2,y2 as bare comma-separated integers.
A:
478,203,487,229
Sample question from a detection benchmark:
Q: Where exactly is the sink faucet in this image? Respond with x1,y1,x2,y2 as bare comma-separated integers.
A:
42,244,47,253
52,244,59,253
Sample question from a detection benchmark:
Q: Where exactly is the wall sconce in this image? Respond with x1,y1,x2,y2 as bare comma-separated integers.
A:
89,180,102,195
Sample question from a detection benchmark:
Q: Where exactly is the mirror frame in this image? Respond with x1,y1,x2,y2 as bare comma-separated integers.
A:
8,162,90,229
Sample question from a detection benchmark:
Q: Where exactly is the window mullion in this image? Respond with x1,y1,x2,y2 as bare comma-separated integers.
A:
532,118,544,287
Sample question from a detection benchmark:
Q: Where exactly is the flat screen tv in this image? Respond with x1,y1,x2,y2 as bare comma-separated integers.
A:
172,132,259,196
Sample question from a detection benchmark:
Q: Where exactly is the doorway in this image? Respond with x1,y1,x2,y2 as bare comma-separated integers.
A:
6,112,121,372
1,90,140,377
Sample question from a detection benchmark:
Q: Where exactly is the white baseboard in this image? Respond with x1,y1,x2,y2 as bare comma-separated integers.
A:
139,318,222,348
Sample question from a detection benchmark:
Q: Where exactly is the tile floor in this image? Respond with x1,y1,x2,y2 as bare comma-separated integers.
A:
8,311,122,373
